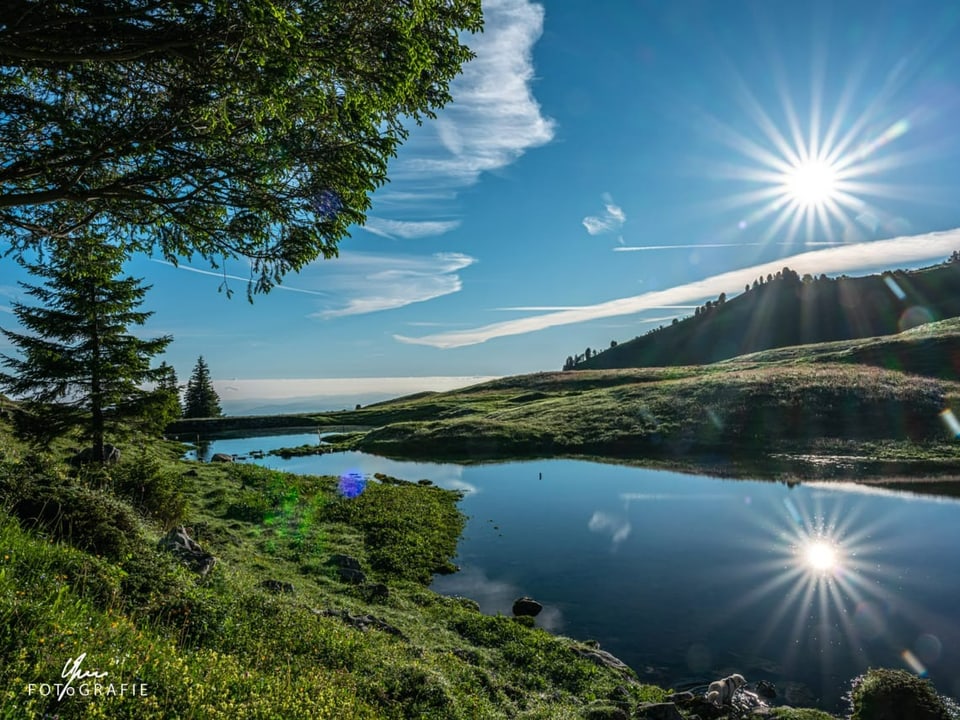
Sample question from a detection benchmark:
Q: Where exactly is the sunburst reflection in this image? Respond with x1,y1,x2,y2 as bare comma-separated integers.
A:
714,490,947,693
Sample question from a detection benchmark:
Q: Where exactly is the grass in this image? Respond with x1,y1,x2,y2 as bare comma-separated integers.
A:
167,322,960,482
0,424,680,719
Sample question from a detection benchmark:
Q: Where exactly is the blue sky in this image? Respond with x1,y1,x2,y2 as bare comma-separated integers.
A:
4,0,960,412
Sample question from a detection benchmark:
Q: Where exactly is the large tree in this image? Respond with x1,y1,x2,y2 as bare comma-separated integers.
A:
183,356,222,418
0,1,482,294
0,238,172,459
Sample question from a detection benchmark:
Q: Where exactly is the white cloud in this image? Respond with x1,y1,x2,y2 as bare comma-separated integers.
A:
582,193,626,235
309,252,476,318
615,243,763,251
588,511,631,547
0,305,12,314
363,217,461,239
379,0,554,196
394,228,960,348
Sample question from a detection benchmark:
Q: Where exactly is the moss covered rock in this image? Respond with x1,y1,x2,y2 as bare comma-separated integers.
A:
850,669,950,720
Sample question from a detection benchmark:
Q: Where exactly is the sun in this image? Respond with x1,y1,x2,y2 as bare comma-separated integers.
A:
803,539,839,572
784,159,838,210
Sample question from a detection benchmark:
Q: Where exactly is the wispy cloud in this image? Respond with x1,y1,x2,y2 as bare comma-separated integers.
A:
394,228,960,348
582,193,626,235
150,259,330,297
308,252,476,318
363,217,461,240
615,243,763,251
494,305,697,311
364,0,554,238
0,305,13,314
152,253,475,318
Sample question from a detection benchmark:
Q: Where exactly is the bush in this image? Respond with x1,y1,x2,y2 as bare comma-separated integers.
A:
849,668,951,720
10,482,142,560
109,457,188,529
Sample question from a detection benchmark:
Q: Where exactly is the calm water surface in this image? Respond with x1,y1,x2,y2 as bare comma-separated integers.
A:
192,432,960,710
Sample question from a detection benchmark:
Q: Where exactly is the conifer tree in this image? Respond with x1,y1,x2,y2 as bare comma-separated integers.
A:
183,357,222,418
0,238,172,458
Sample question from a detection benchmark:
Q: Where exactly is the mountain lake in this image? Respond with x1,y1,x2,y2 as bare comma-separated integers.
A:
184,430,960,711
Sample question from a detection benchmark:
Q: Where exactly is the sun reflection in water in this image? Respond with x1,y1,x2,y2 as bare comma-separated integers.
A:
803,538,839,573
715,491,930,694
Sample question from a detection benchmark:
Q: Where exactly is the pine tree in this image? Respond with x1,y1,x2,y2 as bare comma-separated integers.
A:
0,238,172,458
135,361,182,436
183,357,222,418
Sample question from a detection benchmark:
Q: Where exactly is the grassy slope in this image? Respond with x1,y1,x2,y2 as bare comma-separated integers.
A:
0,423,676,719
340,322,960,478
168,321,960,481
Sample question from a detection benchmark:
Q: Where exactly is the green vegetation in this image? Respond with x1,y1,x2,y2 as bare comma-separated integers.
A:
849,669,952,720
576,261,960,370
1,422,682,718
0,238,171,458
0,0,483,294
183,321,960,482
183,357,222,419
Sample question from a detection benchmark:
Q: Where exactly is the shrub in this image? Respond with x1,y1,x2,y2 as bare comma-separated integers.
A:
109,457,188,529
849,668,951,720
10,482,142,560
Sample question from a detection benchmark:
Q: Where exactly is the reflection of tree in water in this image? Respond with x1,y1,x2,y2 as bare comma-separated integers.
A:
195,438,212,463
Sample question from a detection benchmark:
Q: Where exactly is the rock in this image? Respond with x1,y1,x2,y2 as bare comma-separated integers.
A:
582,703,629,720
850,668,952,720
329,554,362,570
70,444,120,465
635,702,684,720
182,469,199,477
259,579,294,594
453,596,480,612
665,691,695,704
317,609,405,638
210,453,234,463
512,596,543,617
571,646,637,680
339,567,366,584
363,582,390,602
158,526,217,576
755,680,777,699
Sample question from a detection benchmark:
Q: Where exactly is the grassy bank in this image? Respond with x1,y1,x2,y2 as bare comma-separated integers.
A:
169,322,960,482
0,423,677,719
4,420,959,717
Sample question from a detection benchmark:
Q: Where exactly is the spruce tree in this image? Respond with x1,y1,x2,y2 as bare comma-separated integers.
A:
0,238,172,459
183,357,222,418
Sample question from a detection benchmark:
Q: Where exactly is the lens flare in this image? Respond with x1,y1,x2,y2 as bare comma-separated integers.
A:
804,539,839,572
784,159,838,209
338,470,366,498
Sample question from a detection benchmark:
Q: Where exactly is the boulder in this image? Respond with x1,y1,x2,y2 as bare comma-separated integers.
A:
755,680,777,699
363,582,390,602
259,579,294,594
158,526,217,576
210,453,234,463
572,646,633,675
635,703,684,720
339,567,366,584
70,444,121,466
329,554,362,570
512,596,543,617
849,668,951,720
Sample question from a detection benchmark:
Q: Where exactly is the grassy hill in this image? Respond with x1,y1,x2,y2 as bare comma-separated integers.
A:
266,320,960,480
167,320,960,481
577,260,960,370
